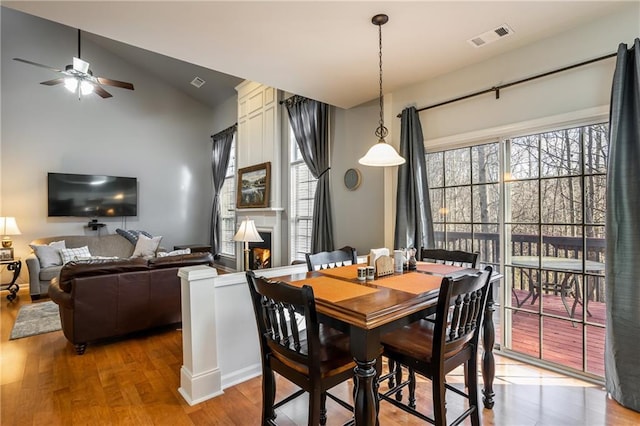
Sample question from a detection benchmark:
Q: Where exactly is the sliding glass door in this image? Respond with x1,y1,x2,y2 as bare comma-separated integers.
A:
426,122,608,379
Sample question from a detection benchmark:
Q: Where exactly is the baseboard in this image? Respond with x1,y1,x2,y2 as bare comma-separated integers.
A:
222,363,262,390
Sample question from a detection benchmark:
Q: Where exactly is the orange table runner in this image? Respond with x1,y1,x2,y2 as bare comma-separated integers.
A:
318,264,361,280
287,275,378,303
416,262,467,275
373,272,443,295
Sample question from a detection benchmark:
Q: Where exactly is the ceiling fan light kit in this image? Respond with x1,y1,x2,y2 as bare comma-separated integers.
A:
358,13,405,168
13,29,134,100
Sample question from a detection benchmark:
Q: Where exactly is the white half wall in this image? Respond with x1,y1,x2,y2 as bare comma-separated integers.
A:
211,263,309,389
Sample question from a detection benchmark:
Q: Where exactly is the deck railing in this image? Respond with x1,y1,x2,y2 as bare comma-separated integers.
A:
433,231,606,303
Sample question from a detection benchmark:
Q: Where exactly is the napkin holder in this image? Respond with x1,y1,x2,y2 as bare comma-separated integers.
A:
375,255,394,277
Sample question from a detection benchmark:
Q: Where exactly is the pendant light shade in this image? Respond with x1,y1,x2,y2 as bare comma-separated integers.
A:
359,139,406,166
358,14,405,168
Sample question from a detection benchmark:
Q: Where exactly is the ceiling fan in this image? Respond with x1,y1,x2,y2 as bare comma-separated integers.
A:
13,29,134,99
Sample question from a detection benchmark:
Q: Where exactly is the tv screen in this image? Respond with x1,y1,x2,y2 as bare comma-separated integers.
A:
48,172,138,217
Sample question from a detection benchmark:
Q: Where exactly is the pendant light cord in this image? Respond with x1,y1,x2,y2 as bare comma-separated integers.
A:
375,20,388,140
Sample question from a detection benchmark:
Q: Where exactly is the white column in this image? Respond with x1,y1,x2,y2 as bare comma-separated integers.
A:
177,265,222,405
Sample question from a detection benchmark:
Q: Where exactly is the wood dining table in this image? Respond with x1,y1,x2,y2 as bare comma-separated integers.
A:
271,261,499,426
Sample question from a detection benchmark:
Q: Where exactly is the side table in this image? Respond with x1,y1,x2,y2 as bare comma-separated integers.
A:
1,258,22,302
173,244,212,254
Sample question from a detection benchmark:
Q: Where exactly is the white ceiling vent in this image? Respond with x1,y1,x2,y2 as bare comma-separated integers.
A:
467,23,514,48
190,76,206,88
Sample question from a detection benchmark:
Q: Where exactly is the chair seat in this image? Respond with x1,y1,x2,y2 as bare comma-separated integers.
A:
381,319,436,363
270,325,356,377
378,268,492,426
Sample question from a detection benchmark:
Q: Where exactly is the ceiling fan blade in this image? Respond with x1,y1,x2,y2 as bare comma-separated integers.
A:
40,78,65,86
96,77,134,91
93,85,113,99
13,58,63,73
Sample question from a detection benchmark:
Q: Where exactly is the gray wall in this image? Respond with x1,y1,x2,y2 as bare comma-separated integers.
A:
331,99,386,256
391,3,639,146
1,8,218,272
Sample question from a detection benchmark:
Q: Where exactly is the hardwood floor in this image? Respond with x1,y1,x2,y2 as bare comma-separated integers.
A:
2,288,640,425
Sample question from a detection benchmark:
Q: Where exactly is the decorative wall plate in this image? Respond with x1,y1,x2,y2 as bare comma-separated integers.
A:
344,168,362,190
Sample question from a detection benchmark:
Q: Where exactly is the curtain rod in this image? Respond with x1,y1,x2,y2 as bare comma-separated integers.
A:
398,52,617,117
211,123,237,139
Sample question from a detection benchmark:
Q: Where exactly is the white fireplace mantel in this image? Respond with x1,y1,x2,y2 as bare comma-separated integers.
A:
236,207,284,213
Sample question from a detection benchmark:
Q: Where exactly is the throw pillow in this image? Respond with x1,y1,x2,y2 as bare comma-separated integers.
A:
116,228,153,245
132,234,162,258
157,248,191,257
30,240,66,268
60,246,92,264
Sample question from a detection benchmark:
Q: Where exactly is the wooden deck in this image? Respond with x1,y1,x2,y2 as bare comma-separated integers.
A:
507,289,605,377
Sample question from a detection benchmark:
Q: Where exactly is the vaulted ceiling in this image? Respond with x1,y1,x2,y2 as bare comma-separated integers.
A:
2,1,631,109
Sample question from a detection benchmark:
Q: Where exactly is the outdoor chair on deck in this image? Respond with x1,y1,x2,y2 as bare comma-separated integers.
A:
305,246,357,271
421,248,478,268
246,271,355,425
379,267,492,426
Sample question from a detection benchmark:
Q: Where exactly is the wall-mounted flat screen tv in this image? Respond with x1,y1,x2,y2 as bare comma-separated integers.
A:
48,172,138,217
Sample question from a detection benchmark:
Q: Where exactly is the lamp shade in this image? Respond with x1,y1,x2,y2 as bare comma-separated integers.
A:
233,218,263,243
0,217,21,235
358,141,406,167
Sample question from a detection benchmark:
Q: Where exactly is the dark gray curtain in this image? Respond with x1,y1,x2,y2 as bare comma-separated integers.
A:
606,38,640,412
210,124,236,257
284,95,334,253
394,106,435,252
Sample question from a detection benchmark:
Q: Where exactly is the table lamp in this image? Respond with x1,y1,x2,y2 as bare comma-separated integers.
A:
233,217,263,271
0,217,21,248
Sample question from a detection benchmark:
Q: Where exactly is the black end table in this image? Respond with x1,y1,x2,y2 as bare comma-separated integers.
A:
1,258,22,302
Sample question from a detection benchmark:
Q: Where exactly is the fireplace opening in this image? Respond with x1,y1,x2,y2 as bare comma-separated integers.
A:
249,231,272,270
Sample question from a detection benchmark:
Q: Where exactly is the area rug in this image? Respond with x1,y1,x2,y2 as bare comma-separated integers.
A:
9,301,61,340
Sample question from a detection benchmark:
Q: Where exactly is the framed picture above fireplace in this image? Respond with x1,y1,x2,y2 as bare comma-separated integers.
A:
237,162,271,208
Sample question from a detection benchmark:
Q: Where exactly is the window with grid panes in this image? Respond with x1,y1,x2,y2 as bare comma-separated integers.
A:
219,136,236,256
289,129,317,263
426,142,501,271
425,122,608,379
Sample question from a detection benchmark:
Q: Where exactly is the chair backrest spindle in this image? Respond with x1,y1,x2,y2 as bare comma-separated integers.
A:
306,246,357,271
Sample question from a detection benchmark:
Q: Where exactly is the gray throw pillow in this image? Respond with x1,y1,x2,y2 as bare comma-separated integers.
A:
116,228,153,245
30,240,66,268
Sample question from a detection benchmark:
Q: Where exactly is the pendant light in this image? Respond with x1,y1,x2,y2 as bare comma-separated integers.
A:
358,14,405,167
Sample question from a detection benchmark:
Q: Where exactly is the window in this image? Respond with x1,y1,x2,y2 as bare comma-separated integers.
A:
289,128,317,263
219,136,236,256
426,141,501,271
426,122,608,379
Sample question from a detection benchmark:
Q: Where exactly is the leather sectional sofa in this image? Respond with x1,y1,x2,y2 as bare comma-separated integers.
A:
27,234,137,300
48,252,214,354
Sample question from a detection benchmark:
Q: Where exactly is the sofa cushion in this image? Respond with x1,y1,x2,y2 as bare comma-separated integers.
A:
30,234,135,258
115,228,153,245
30,240,66,268
132,234,162,258
60,246,92,264
157,248,191,257
148,252,213,269
40,265,63,282
58,258,149,292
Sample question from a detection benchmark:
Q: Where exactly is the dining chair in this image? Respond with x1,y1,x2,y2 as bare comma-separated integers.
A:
420,248,478,268
378,266,493,426
245,271,355,425
305,246,357,271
